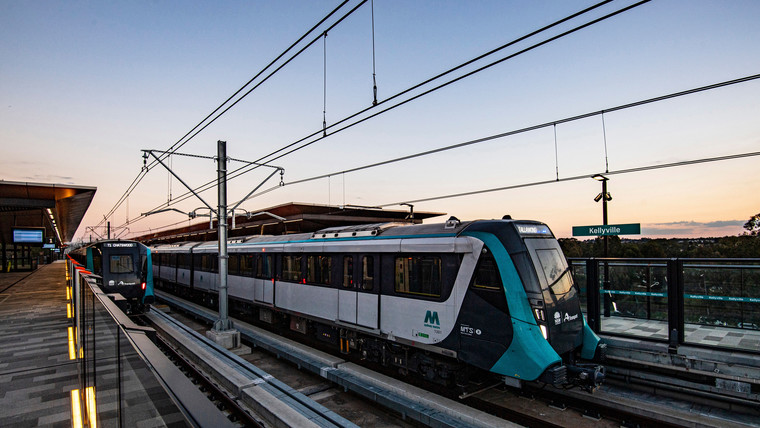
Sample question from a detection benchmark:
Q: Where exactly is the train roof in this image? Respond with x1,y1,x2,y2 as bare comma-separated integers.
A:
150,218,553,251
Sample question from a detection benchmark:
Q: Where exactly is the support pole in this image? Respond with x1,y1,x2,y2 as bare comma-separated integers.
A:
215,140,231,332
602,178,611,318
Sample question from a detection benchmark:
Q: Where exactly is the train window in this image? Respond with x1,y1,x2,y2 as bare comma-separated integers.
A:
362,256,374,291
394,256,441,298
343,256,354,288
306,255,332,285
229,254,240,275
473,249,502,290
535,249,573,295
256,254,273,279
282,255,301,282
178,254,189,270
110,255,134,274
241,254,255,277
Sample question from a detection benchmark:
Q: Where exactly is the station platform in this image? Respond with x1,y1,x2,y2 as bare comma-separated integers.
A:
600,316,760,351
0,261,77,427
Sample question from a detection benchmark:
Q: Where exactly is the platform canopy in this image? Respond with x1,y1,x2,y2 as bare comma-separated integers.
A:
0,180,96,245
133,202,445,245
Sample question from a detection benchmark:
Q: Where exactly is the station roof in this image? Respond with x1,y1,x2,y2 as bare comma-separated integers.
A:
133,202,445,245
0,180,96,245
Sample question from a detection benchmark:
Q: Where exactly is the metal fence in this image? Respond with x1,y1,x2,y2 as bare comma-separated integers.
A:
569,258,760,353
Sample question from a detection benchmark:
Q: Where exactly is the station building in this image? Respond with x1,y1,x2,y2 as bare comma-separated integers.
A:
0,180,95,272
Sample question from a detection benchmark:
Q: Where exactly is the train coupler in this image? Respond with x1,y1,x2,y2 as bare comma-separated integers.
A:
567,363,605,392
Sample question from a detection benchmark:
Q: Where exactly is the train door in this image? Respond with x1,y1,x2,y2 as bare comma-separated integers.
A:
338,254,379,329
356,254,379,329
258,254,274,305
338,255,357,324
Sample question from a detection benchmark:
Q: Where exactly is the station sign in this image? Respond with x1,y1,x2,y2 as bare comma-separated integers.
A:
572,223,640,237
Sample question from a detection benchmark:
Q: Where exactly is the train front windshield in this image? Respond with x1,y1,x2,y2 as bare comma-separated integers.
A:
518,224,584,354
110,255,134,273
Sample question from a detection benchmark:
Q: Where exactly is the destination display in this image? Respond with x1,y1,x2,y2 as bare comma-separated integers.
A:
572,223,641,237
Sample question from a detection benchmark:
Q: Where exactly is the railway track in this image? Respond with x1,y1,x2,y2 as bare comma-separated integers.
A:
148,326,265,427
152,291,758,428
139,307,415,428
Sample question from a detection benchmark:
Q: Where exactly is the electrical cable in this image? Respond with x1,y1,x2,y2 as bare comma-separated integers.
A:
227,72,760,206
96,0,353,228
122,70,760,237
376,150,760,208
130,0,640,220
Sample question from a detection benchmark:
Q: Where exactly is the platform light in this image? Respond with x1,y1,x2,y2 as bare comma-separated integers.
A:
71,389,83,428
68,327,76,360
85,386,97,428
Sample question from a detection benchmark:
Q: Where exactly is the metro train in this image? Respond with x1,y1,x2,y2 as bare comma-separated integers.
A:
69,240,155,314
151,217,605,390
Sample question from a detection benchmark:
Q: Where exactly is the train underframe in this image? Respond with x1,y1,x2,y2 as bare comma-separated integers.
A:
156,279,601,390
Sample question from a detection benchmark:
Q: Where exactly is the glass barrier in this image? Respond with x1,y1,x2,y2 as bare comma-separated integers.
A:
76,274,190,427
569,260,587,314
682,261,760,351
570,257,760,352
598,260,668,340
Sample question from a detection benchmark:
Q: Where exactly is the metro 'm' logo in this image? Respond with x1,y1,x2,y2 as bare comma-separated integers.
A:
424,310,440,327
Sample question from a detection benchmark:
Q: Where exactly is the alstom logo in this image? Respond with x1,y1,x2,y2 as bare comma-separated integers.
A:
424,310,440,329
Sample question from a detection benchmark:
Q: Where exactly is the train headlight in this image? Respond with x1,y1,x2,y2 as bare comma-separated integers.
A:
141,282,146,290
540,324,548,340
533,308,545,322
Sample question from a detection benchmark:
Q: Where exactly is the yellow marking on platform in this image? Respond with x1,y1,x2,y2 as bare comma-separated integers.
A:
68,327,76,360
85,386,97,428
70,389,82,428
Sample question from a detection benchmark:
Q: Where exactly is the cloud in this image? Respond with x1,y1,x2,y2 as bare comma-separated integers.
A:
21,174,74,183
642,220,744,237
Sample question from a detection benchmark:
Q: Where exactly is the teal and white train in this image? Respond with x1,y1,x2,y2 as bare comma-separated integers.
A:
152,217,605,390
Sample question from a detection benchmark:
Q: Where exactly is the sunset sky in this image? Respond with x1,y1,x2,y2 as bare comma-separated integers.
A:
2,0,759,242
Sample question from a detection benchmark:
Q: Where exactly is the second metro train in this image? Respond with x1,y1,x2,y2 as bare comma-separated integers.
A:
69,240,155,314
151,217,605,390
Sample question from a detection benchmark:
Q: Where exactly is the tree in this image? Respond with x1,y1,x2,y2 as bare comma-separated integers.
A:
744,213,760,236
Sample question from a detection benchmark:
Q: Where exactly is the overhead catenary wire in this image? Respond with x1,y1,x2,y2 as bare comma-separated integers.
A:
242,0,623,169
125,0,641,226
121,70,760,237
111,0,369,227
97,0,354,229
223,72,760,206
376,150,760,208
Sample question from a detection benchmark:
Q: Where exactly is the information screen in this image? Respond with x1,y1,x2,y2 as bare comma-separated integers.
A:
12,228,44,244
